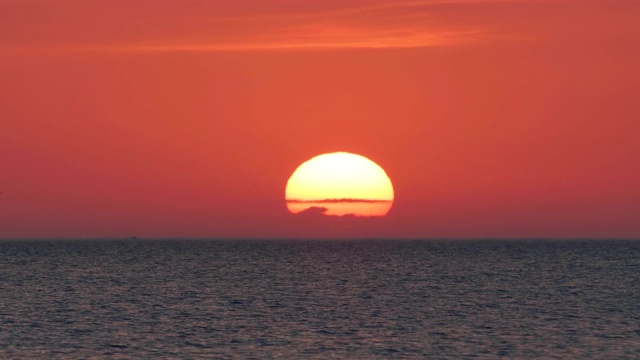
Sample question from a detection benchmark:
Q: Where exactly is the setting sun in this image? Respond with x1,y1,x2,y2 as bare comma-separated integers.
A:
285,152,394,217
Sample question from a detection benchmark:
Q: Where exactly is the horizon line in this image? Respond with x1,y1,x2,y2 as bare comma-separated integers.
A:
0,237,638,242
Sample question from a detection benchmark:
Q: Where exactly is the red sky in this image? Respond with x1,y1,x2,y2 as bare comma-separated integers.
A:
1,0,639,239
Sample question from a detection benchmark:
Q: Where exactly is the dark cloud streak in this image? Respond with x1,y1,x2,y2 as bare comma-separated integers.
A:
287,199,393,204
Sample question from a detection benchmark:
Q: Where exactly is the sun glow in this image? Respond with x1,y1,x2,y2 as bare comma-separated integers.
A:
285,152,394,217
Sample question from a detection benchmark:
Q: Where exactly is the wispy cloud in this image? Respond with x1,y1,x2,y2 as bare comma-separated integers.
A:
102,31,482,53
1,0,522,54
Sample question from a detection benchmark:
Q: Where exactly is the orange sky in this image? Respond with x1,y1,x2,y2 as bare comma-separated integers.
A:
1,0,639,239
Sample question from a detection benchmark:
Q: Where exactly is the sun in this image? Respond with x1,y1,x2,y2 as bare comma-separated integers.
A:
285,152,394,217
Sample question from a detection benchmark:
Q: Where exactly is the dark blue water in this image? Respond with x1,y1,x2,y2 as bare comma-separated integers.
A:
1,239,639,358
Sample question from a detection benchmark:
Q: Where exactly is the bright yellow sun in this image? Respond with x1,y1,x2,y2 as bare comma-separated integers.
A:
285,152,394,217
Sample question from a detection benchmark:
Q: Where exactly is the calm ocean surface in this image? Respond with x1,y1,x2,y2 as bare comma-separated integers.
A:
1,239,639,358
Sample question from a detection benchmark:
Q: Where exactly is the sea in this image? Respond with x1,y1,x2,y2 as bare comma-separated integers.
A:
0,239,638,358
